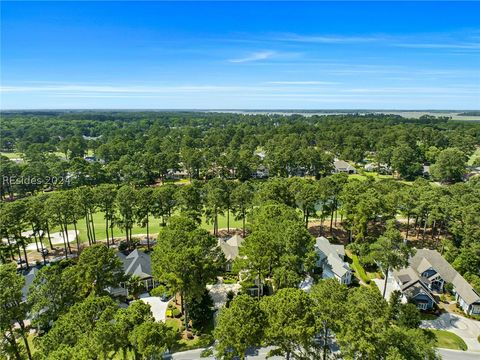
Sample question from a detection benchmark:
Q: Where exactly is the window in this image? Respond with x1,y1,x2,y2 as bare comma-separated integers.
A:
417,302,428,310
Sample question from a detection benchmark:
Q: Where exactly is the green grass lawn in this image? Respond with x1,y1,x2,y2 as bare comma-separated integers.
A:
425,329,468,351
420,312,439,321
165,317,214,352
0,151,23,159
349,171,394,181
349,171,417,186
468,147,480,166
46,210,243,245
345,251,371,285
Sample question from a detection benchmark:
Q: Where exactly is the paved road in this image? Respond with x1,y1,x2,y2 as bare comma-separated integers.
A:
167,347,480,360
167,347,283,360
438,349,480,360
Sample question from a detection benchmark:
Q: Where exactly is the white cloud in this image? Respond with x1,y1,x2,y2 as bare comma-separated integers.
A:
228,51,275,63
0,85,249,93
274,33,382,44
265,81,338,85
395,42,480,50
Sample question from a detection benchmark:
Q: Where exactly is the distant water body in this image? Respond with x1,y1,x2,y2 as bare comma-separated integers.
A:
205,110,480,121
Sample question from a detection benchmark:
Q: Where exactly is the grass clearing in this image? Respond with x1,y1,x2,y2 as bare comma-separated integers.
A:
468,147,480,166
165,317,214,352
350,171,394,181
41,210,243,246
345,250,371,285
425,329,468,351
0,151,23,159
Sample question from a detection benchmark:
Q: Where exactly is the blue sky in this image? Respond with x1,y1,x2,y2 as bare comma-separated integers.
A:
1,1,479,109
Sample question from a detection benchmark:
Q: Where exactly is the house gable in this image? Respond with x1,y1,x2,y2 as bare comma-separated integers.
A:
315,237,352,285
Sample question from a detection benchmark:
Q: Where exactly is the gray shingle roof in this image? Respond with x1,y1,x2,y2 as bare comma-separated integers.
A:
404,281,437,303
218,235,244,262
393,267,420,290
334,160,356,172
408,249,480,306
315,237,351,278
452,274,480,305
118,249,152,280
410,250,458,282
21,267,39,299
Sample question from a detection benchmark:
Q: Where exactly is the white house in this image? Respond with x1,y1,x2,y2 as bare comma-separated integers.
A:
315,237,352,285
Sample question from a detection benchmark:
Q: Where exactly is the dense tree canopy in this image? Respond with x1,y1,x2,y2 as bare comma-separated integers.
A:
152,216,224,329
0,111,477,359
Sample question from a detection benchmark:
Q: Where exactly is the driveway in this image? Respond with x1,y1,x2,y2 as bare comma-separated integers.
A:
372,273,404,302
138,294,169,322
166,346,283,359
421,312,480,351
438,349,480,360
206,282,241,310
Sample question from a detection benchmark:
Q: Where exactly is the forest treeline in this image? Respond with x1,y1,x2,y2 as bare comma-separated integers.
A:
2,175,479,294
1,112,479,197
1,111,479,290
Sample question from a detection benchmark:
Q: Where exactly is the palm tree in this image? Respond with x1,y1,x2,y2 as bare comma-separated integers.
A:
126,275,144,299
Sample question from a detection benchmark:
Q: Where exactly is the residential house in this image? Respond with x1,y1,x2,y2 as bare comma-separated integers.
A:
314,236,352,285
218,234,266,297
422,165,431,177
21,267,39,301
218,234,244,271
364,162,392,174
333,160,357,174
392,267,437,310
253,151,269,178
166,169,189,180
84,156,97,163
393,249,480,315
465,166,480,180
107,249,157,297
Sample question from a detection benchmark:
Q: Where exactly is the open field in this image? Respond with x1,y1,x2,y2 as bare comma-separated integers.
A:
1,151,68,160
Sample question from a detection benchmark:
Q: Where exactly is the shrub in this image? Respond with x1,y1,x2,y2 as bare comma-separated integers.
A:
225,290,235,308
172,307,182,318
222,278,237,284
200,348,213,358
351,253,371,284
150,285,170,297
444,282,454,294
